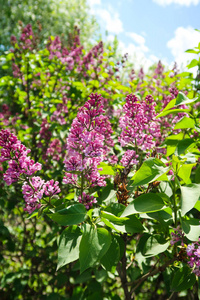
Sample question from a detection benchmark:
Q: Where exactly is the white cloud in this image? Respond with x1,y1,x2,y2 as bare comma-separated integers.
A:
87,0,101,6
126,32,145,46
118,40,161,71
153,0,200,6
167,26,200,69
95,8,123,34
125,32,149,53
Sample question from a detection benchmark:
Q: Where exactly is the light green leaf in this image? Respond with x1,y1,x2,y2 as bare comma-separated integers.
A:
174,117,195,129
156,108,189,118
185,49,200,54
143,235,170,257
178,163,196,183
101,211,128,224
182,218,200,241
162,98,176,112
47,204,86,226
181,184,200,216
131,158,169,186
98,162,115,175
187,59,199,69
175,92,198,106
57,226,82,270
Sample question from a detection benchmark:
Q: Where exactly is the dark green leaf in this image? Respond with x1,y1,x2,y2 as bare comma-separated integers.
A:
176,139,195,155
57,226,82,270
101,237,120,271
121,193,165,216
171,266,196,291
79,225,111,273
47,204,86,226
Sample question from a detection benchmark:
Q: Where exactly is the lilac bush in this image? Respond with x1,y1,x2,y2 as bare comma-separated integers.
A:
1,23,200,300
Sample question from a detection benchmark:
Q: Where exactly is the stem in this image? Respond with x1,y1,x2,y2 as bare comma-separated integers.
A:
26,57,31,110
172,178,177,228
130,257,176,296
80,154,85,199
116,234,131,300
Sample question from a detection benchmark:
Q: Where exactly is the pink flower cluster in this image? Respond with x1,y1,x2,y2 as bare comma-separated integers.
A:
78,192,97,210
119,94,161,166
0,129,42,184
170,227,184,246
187,240,200,276
11,24,35,51
63,93,113,208
0,129,60,213
22,178,60,214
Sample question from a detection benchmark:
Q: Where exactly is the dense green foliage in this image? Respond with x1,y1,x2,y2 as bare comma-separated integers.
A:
0,0,99,51
0,23,200,300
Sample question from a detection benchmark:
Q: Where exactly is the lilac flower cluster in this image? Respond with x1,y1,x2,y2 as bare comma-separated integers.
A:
11,24,35,51
0,129,60,213
119,94,161,166
187,240,200,276
0,130,42,185
170,226,184,246
63,93,113,209
78,192,97,210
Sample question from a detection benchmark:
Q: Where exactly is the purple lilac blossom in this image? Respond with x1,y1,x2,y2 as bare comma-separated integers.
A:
119,94,161,166
63,93,113,206
78,192,97,210
187,240,200,276
170,227,184,246
0,129,60,213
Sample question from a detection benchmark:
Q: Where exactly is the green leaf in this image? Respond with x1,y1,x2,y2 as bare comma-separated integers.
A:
175,92,198,106
102,214,144,234
162,98,176,112
181,184,200,216
47,204,86,226
174,117,195,129
182,218,200,241
123,214,144,234
176,139,195,155
79,225,111,273
143,235,170,257
147,210,172,227
131,158,169,186
171,267,196,292
156,93,198,118
185,49,200,54
100,236,120,271
157,108,189,118
195,165,200,183
187,59,199,69
121,193,165,216
57,226,82,270
98,162,115,175
178,163,196,183
101,211,128,224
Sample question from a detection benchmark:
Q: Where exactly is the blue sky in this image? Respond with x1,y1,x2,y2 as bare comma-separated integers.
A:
88,0,200,70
